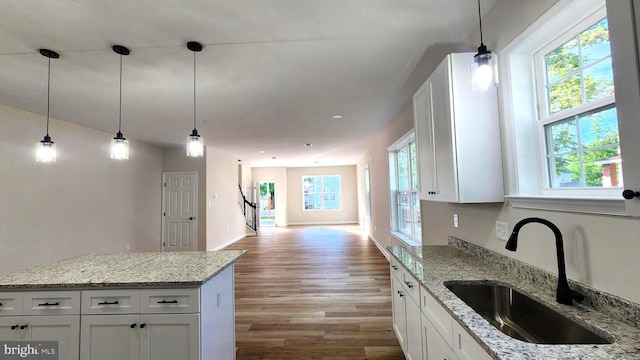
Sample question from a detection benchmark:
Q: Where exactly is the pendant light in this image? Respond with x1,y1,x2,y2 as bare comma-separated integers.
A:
36,49,59,163
471,0,498,91
111,45,130,160
186,41,204,157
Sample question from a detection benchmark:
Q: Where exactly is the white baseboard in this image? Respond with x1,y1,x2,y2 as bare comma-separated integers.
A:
211,234,247,251
368,234,390,261
285,221,359,226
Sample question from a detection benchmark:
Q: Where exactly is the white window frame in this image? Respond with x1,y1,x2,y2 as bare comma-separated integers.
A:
388,131,421,245
500,0,626,215
302,175,342,211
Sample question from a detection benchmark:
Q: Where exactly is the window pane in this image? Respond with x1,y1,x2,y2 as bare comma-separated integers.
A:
549,153,581,188
548,73,582,115
546,38,579,84
584,59,614,102
398,192,410,236
580,18,610,68
323,194,340,209
578,106,619,149
397,147,409,190
410,142,418,191
303,177,314,193
304,194,314,209
547,119,578,154
412,192,421,240
584,148,622,187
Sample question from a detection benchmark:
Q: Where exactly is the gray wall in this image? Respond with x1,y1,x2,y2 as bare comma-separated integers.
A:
0,104,163,273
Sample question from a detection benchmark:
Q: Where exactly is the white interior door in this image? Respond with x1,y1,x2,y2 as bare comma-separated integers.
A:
162,172,197,252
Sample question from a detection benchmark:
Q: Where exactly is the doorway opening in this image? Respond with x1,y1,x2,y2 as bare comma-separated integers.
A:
258,180,276,227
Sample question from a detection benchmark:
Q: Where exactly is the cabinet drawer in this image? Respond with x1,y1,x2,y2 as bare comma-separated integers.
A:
82,289,140,314
140,288,199,313
421,286,453,348
389,259,402,279
0,292,23,316
401,268,420,304
23,291,80,315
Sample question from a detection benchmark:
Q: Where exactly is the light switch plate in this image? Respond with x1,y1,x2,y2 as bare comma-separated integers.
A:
496,221,509,241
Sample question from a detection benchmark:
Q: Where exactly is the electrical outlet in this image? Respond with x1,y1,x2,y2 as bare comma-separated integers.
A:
453,214,459,228
496,221,509,241
126,243,131,251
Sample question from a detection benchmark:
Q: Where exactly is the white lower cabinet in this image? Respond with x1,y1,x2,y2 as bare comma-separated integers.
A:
421,287,492,360
80,313,200,360
0,291,80,359
422,312,457,360
390,267,423,360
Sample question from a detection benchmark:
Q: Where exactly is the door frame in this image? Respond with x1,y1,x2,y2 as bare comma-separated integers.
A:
161,172,198,252
257,180,276,227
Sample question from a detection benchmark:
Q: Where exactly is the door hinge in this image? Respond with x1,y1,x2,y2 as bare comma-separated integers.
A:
163,212,166,216
164,182,167,187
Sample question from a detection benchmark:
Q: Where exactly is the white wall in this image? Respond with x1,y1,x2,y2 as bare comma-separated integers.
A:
252,167,287,226
363,0,640,304
162,146,207,251
358,105,415,251
205,147,247,250
286,166,358,225
0,104,163,274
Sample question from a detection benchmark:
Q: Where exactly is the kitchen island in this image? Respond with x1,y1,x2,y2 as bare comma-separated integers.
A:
389,239,640,359
0,250,246,360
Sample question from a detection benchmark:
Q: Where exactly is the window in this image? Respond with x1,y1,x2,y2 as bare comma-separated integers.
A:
303,175,341,210
388,131,421,244
535,13,622,190
365,166,371,218
502,1,626,214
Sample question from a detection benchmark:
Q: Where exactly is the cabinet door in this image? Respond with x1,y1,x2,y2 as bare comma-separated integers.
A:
414,81,436,199
405,296,423,360
452,320,492,360
80,314,139,360
0,316,22,341
423,313,458,360
430,57,458,202
27,315,80,360
390,274,407,351
140,313,199,360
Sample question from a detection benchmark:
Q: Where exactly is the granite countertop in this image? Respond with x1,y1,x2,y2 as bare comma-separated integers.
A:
388,241,640,359
0,250,247,289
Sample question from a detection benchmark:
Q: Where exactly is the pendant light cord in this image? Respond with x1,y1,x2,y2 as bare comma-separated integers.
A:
118,53,123,133
46,56,51,136
477,0,484,45
193,51,197,130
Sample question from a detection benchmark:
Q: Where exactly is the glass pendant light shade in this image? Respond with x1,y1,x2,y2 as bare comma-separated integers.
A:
186,41,204,157
111,45,130,160
110,131,129,159
187,129,204,157
472,44,498,91
36,135,56,163
37,49,59,163
471,0,498,92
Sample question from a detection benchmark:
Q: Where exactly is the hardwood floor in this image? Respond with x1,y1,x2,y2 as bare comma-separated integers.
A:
224,225,405,360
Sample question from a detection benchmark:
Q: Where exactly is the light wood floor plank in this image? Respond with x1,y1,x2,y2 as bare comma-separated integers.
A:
225,225,405,360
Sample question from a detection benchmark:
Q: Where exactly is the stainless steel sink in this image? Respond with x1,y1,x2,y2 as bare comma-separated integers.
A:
444,281,612,344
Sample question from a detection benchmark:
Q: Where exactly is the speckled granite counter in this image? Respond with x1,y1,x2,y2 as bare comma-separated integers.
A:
388,239,640,360
0,251,247,289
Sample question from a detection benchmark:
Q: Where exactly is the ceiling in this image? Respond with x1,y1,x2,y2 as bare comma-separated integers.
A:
0,0,495,167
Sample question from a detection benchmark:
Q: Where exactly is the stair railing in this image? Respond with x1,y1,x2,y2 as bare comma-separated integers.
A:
238,184,257,231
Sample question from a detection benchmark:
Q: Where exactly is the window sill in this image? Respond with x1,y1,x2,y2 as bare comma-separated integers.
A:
505,195,626,216
390,232,421,247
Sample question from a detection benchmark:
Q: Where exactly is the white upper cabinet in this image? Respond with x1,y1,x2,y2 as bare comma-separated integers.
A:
607,0,640,216
414,53,504,203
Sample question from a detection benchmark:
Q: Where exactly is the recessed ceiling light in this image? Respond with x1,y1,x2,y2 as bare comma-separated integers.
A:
258,150,265,154
272,156,277,160
332,114,343,119
202,120,213,124
305,143,313,147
